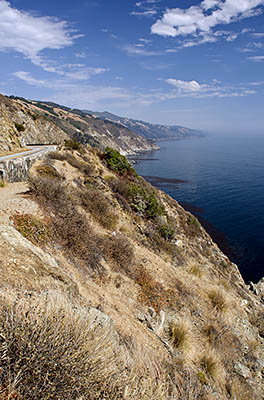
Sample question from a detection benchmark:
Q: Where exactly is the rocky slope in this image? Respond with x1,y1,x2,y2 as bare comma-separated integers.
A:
0,144,263,399
0,95,158,155
86,110,203,140
0,94,68,153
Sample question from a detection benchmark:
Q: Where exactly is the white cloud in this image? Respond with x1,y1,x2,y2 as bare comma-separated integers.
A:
75,52,87,59
226,33,239,41
0,2,109,81
64,64,108,80
165,79,203,92
124,44,161,56
240,41,264,52
248,80,264,85
242,27,253,33
248,55,264,61
151,0,264,46
13,71,45,86
0,0,79,68
131,10,157,17
164,77,256,98
251,32,264,37
139,38,152,43
136,0,161,6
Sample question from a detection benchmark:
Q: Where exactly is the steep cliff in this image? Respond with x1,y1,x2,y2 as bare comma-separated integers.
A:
0,145,263,399
0,94,68,152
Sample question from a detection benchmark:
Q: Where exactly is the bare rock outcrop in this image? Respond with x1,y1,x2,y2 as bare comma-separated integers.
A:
0,224,77,295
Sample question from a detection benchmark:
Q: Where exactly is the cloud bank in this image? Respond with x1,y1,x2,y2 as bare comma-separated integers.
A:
151,0,264,45
0,1,108,80
0,0,78,66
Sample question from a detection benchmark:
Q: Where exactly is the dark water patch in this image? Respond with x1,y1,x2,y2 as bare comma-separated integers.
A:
179,202,205,214
133,158,160,162
180,202,240,265
143,175,188,188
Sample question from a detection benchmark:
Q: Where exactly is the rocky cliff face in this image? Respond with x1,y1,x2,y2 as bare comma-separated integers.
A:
0,95,68,152
0,146,263,399
0,94,158,155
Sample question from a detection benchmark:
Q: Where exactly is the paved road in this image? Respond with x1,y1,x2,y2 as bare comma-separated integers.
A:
0,145,57,162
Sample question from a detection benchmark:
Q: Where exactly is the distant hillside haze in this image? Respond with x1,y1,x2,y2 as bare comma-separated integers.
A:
84,110,203,140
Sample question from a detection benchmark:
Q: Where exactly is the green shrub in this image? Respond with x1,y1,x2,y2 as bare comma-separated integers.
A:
64,139,81,150
109,177,165,219
128,183,165,219
187,215,200,229
14,122,25,132
158,224,175,241
102,147,137,176
0,180,5,188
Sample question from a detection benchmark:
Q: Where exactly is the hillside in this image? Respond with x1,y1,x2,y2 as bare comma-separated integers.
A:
0,143,263,399
0,94,158,155
86,110,203,140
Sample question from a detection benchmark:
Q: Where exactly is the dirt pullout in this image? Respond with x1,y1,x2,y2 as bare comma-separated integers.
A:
0,182,39,224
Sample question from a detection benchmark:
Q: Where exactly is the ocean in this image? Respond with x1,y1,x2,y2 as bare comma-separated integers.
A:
133,134,264,283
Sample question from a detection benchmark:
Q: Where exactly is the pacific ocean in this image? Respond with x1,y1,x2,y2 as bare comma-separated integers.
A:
134,134,264,283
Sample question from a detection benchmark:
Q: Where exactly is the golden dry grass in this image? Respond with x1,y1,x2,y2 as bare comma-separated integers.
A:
199,349,224,384
0,290,124,400
168,319,190,351
208,288,228,313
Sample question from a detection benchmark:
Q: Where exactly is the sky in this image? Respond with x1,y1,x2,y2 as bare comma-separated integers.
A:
0,0,264,133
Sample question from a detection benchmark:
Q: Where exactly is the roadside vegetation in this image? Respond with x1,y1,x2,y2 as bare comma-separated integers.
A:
3,144,262,400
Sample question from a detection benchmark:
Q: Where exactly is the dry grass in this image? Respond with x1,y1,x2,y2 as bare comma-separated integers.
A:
47,151,95,176
28,173,133,275
134,267,176,312
81,188,118,230
35,164,61,178
199,349,224,383
188,264,203,278
28,174,105,274
208,288,228,313
102,234,134,273
0,290,194,400
144,226,181,261
0,290,125,400
12,213,50,246
229,377,255,400
249,310,264,337
247,338,260,354
168,319,190,351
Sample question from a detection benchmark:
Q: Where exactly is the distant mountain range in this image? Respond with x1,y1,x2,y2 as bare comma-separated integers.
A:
84,110,204,141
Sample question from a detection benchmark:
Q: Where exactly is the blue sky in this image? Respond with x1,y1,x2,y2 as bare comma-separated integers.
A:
0,0,264,133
